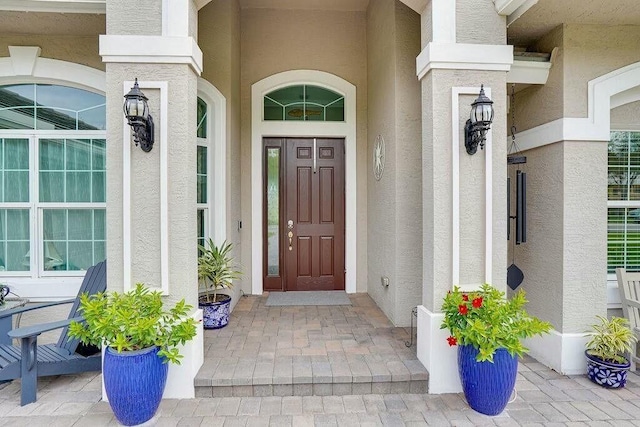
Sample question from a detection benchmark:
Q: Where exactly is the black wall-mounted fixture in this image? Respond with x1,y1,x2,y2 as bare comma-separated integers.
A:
465,85,494,155
123,78,154,152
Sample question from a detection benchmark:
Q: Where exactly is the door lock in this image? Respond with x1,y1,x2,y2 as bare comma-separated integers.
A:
288,220,294,250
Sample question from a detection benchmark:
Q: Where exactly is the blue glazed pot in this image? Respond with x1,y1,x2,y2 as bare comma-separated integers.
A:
458,345,518,416
104,346,168,426
585,350,630,388
200,294,231,329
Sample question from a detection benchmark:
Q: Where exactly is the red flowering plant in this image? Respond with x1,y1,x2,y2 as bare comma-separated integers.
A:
441,284,551,362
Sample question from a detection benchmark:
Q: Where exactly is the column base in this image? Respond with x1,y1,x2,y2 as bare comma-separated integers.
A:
102,309,204,400
524,329,588,375
416,305,462,394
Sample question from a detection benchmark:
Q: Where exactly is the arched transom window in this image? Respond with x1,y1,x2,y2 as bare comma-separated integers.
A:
264,85,344,122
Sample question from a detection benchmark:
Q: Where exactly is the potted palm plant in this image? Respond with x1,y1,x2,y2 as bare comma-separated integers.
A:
68,284,198,426
441,284,551,416
198,239,241,329
585,315,637,388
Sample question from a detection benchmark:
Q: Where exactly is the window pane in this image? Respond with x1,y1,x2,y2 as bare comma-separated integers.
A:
197,209,205,254
1,138,29,202
197,97,207,138
40,139,105,203
0,209,29,271
42,208,106,271
197,146,207,204
264,85,344,122
266,147,280,275
0,84,105,130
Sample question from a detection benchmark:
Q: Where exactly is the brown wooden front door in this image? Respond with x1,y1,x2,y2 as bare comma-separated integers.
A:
263,137,345,291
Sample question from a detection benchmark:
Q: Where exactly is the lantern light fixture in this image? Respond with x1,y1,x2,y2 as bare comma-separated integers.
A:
464,84,494,155
123,78,154,152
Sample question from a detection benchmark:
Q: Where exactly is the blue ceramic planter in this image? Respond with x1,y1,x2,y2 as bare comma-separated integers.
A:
458,345,518,416
585,350,630,388
104,346,168,426
200,295,231,329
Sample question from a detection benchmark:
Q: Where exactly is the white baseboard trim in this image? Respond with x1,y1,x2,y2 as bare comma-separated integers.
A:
102,309,204,401
416,306,462,394
524,329,588,375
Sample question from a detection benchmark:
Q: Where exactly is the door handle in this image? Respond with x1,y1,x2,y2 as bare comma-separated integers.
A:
288,220,294,251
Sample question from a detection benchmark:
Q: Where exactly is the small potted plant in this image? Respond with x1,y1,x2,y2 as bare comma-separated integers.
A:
68,283,198,426
585,315,637,388
441,284,551,416
198,239,241,329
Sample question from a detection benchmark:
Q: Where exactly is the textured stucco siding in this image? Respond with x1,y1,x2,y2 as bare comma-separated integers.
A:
0,36,103,71
422,69,507,312
393,1,422,327
199,0,244,308
456,0,506,45
508,144,564,329
561,141,607,332
240,7,368,293
106,0,162,36
367,0,398,322
105,63,198,309
611,101,640,128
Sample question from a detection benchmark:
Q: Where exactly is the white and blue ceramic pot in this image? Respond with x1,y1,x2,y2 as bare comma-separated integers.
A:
458,345,518,416
200,294,232,329
585,350,630,388
103,346,168,426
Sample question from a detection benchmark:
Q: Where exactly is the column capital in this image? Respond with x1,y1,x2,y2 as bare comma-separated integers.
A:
416,43,514,80
100,35,203,75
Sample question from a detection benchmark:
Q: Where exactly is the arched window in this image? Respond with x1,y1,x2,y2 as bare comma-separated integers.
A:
264,85,344,122
0,83,106,274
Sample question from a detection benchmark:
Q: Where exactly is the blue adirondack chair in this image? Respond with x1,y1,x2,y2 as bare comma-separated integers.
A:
0,260,106,405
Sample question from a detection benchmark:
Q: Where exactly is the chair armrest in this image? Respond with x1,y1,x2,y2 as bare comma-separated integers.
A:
0,299,75,319
623,298,640,311
8,316,83,340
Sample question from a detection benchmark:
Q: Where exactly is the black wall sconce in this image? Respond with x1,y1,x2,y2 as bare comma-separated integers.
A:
464,85,494,155
123,78,154,152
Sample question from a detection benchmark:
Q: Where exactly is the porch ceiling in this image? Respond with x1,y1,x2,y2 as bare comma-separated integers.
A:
239,0,369,11
0,11,104,36
509,0,640,47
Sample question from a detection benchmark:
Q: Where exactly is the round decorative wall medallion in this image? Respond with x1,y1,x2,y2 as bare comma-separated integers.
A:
373,135,385,181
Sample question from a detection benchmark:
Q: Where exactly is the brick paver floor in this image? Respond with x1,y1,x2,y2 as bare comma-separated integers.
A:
3,293,640,425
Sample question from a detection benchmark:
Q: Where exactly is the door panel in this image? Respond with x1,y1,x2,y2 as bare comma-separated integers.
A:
262,137,344,291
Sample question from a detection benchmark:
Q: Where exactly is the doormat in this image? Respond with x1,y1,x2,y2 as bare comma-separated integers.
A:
265,291,352,306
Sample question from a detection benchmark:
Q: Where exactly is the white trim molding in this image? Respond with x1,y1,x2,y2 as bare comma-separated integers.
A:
451,87,493,290
0,46,105,93
431,0,456,43
122,80,170,295
416,306,462,394
0,0,105,13
524,329,589,375
514,60,640,151
197,78,227,245
507,59,552,85
494,0,538,27
251,70,357,296
417,43,513,81
100,35,203,76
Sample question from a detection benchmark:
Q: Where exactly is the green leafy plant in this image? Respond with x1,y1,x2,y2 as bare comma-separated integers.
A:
441,284,552,362
585,315,638,364
68,283,198,364
198,239,241,303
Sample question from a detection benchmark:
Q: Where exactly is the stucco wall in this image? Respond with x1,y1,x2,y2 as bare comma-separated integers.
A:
105,63,198,309
367,0,398,321
456,0,506,45
422,69,508,311
199,0,244,309
0,36,103,71
239,7,368,293
106,0,162,36
611,101,640,129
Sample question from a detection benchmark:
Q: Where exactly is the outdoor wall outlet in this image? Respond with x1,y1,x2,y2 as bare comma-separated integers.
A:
381,276,390,288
